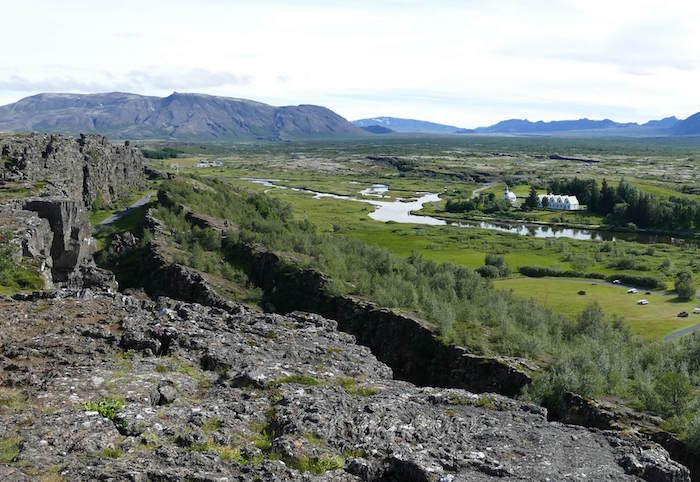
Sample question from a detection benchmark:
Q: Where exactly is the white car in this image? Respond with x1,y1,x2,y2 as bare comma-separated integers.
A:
627,288,638,294
612,280,622,284
694,308,700,314
637,299,649,305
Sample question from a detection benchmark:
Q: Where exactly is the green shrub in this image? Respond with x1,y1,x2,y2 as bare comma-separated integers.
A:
674,271,695,301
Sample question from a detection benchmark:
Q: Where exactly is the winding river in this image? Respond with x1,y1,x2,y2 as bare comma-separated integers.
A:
242,178,697,247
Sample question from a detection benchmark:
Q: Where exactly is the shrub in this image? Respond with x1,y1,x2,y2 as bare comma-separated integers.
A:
675,271,695,301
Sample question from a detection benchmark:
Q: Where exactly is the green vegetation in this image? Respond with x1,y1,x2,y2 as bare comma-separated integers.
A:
675,271,696,301
84,397,127,431
98,448,122,459
140,146,185,159
0,435,21,463
0,233,43,294
287,454,345,474
336,377,381,397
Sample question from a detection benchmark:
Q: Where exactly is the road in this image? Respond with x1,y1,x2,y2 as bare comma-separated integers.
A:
98,191,155,226
665,322,700,342
471,182,498,199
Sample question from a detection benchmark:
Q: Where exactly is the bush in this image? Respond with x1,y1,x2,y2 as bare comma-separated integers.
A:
675,271,695,301
605,274,663,289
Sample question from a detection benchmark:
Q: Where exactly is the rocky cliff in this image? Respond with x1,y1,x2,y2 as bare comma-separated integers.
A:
1,132,146,208
0,133,145,287
0,289,690,481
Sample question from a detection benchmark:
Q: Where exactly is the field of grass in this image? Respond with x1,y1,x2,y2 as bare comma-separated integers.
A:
495,277,699,340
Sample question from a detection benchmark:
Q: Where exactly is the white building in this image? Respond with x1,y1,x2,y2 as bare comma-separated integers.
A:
538,193,580,211
504,186,518,206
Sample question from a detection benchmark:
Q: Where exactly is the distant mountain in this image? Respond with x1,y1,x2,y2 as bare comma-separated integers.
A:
353,117,468,135
641,116,679,129
359,125,394,134
674,113,700,135
0,92,365,140
475,118,637,134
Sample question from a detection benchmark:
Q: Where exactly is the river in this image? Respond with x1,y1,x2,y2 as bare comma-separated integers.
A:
241,178,697,247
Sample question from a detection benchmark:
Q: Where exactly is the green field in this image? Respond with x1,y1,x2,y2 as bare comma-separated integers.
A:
495,277,699,340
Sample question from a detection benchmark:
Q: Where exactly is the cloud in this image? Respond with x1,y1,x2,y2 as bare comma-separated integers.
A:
0,69,252,94
127,68,252,90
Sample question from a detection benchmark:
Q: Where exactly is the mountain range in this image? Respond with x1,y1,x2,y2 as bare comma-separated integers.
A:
353,115,700,136
0,92,363,141
352,116,473,135
1,92,700,139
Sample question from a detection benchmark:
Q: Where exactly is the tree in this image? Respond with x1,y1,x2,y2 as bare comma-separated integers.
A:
541,196,549,208
675,271,695,301
525,185,539,209
653,371,693,417
599,179,616,215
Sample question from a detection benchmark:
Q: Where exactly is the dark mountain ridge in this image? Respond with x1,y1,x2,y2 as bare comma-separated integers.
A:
0,92,364,140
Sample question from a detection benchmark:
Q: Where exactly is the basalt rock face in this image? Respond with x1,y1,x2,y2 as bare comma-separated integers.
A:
232,242,535,397
0,290,690,481
1,132,146,208
22,198,95,283
0,133,144,288
554,392,700,481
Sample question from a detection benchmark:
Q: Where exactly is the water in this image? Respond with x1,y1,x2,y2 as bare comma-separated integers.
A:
241,178,696,246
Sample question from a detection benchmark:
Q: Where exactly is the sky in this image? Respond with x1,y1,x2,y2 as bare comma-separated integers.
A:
2,0,700,127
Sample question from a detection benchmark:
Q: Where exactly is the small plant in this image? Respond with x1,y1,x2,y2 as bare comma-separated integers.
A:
84,397,127,431
99,447,121,459
0,436,21,463
336,377,380,397
202,418,222,435
288,454,345,474
84,397,124,420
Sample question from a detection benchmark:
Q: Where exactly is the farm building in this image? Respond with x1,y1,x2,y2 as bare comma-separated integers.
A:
538,193,580,211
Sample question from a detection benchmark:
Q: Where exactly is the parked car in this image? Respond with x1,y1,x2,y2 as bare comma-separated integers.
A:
693,308,700,315
678,311,689,318
637,299,649,305
612,279,621,284
627,288,638,294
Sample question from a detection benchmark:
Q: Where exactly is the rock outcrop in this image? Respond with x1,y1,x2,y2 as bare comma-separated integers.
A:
1,132,145,208
0,290,690,481
0,133,146,288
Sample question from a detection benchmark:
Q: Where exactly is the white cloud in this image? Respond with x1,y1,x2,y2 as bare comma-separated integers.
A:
1,0,699,127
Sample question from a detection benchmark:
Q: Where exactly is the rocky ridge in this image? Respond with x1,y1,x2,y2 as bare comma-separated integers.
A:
0,132,145,287
0,289,690,481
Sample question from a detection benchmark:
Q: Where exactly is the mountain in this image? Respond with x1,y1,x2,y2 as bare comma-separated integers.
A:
358,124,394,134
352,116,469,134
674,113,700,135
475,118,637,134
641,116,679,129
0,92,365,140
